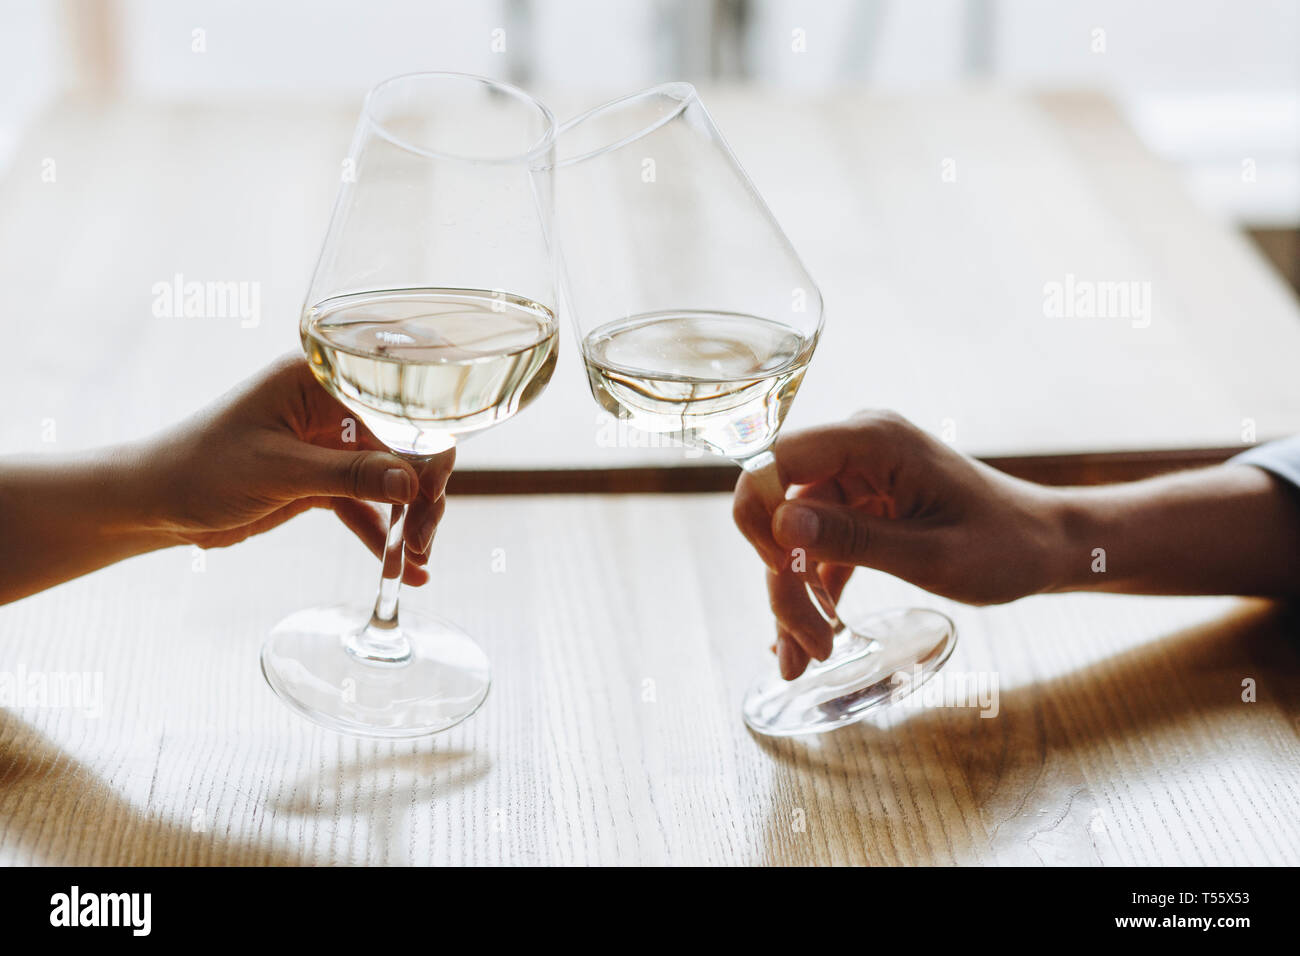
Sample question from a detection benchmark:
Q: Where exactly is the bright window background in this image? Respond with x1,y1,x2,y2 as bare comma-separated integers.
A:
2,0,1297,225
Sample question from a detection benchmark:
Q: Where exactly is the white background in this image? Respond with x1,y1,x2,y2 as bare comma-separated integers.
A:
2,0,1298,224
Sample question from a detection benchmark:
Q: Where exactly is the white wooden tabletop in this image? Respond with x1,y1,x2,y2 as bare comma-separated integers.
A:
1,493,1296,866
2,89,1298,866
2,90,1298,471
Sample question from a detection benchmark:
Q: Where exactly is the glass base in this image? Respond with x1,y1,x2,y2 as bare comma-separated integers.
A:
742,607,957,737
261,604,490,739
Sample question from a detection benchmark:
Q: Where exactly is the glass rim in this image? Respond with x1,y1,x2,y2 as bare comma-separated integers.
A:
362,71,558,166
543,81,698,169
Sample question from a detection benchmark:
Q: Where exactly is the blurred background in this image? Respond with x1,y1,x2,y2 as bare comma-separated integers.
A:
1,0,1298,474
4,0,1296,248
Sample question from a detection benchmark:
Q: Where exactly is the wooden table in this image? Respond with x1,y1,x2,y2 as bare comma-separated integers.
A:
1,494,1297,866
3,89,1299,866
2,90,1299,490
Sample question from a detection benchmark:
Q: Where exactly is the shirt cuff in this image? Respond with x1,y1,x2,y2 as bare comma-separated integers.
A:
1229,435,1300,492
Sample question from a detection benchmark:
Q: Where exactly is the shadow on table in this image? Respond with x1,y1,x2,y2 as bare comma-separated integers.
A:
0,711,309,864
750,598,1300,864
266,748,491,864
268,747,489,815
0,712,487,865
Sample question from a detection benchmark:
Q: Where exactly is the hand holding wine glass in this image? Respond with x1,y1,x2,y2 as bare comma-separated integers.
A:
0,355,452,606
146,353,450,571
544,83,957,736
733,409,1066,677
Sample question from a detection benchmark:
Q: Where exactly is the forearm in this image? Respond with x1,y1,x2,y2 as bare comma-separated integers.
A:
1047,464,1300,598
0,443,173,604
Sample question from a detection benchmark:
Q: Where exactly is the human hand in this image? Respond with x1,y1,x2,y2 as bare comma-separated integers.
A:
733,411,1066,678
139,354,454,586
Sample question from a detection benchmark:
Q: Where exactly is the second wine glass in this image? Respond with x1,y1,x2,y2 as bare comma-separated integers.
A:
542,83,957,737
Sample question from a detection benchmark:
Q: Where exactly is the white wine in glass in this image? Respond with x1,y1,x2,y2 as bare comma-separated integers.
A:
582,310,813,460
261,73,559,738
547,83,957,737
305,288,558,457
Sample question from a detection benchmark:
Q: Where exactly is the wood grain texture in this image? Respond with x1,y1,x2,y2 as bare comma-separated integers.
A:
2,88,1298,865
1,494,1296,866
1,90,1298,476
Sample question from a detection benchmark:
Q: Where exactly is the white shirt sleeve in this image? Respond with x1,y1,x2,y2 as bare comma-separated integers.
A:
1230,436,1300,490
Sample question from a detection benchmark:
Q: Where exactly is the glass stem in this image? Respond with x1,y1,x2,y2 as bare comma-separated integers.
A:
346,502,413,665
740,450,846,636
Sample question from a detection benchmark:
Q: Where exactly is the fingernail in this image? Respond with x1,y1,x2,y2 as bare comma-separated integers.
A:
384,468,413,502
432,464,453,498
415,515,436,553
775,505,820,545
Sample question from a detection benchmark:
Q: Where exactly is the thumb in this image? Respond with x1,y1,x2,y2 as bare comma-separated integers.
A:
283,444,419,504
772,500,919,571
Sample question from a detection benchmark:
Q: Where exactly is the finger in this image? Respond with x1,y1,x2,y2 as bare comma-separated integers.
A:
401,449,453,555
193,498,319,548
414,447,456,501
332,497,386,549
768,567,834,661
404,494,446,555
773,499,934,576
279,442,419,504
332,499,430,586
737,412,909,571
795,475,897,536
733,471,785,572
770,411,917,488
777,628,810,680
791,476,847,505
819,562,855,605
789,482,854,590
403,562,430,587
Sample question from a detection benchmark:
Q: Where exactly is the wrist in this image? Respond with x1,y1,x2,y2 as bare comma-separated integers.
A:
96,440,182,550
1033,485,1100,594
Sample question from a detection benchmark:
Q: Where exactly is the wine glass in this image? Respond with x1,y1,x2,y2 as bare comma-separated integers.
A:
261,72,559,738
542,83,957,736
